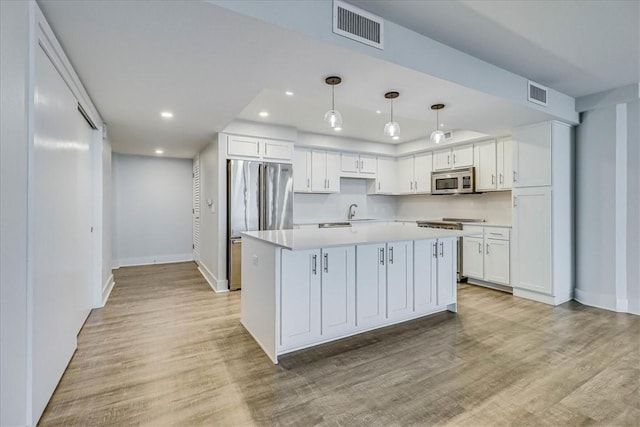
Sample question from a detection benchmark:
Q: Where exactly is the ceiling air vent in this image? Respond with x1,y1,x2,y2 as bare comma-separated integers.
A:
528,80,548,106
444,131,453,140
333,0,384,50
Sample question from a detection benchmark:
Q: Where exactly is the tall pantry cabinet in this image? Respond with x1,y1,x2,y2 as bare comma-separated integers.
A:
512,121,573,305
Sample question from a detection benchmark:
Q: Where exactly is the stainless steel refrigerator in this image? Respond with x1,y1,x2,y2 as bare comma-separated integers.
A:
227,160,293,290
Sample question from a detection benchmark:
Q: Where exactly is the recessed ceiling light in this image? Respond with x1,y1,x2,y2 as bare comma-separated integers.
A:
259,111,269,117
285,91,294,96
334,127,342,131
375,110,382,114
392,136,400,140
160,111,173,119
155,149,164,154
440,123,445,127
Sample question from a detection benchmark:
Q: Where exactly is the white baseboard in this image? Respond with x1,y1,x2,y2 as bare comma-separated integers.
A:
574,288,639,315
512,288,572,306
114,253,194,268
196,261,229,293
101,274,115,306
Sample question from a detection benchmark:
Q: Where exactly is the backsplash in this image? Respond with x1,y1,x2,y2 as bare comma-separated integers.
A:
294,178,396,223
395,191,512,223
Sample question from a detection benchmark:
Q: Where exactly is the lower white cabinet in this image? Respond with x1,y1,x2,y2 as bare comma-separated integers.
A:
414,239,437,313
463,226,511,287
320,246,356,338
436,239,456,305
355,243,387,328
386,241,414,319
484,238,510,285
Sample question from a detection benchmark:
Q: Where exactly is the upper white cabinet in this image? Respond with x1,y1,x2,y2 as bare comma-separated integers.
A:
368,157,396,194
227,135,293,162
475,140,498,191
433,145,474,171
513,123,552,187
397,153,432,194
293,148,312,193
310,150,341,193
497,138,513,190
341,153,376,177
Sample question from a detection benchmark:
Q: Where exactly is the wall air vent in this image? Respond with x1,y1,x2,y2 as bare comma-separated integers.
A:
333,0,384,50
528,80,548,106
444,131,453,140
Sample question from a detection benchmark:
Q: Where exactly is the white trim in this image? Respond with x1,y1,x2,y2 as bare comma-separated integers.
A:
615,103,628,313
101,274,114,307
575,288,618,312
466,279,513,294
240,320,278,364
513,288,572,306
196,261,229,293
114,253,193,268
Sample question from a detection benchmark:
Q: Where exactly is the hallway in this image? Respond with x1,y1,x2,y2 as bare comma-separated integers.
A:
39,262,639,426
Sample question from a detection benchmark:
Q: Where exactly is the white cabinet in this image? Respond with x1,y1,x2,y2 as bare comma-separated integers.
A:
413,239,437,313
341,153,376,177
475,140,498,191
434,145,474,170
311,150,340,193
293,148,312,192
386,241,414,319
226,135,293,162
280,246,355,348
356,243,387,328
513,122,552,187
397,153,432,194
436,239,456,306
463,226,511,287
368,157,396,194
497,138,513,190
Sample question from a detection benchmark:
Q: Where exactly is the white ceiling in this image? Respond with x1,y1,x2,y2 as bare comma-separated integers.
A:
37,1,637,158
347,0,640,98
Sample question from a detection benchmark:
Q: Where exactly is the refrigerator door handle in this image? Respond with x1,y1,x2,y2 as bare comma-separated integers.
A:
259,163,266,230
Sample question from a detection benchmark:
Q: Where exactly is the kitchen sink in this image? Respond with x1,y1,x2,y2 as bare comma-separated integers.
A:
318,222,352,228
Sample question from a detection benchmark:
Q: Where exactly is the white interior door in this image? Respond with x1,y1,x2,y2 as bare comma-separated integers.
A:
192,157,200,260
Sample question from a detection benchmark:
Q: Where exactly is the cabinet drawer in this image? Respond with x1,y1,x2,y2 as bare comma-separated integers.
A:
485,228,510,240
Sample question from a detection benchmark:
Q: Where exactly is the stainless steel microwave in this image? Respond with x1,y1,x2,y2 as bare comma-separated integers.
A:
431,167,476,195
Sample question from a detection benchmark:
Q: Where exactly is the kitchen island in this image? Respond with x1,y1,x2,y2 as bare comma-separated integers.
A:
240,225,478,363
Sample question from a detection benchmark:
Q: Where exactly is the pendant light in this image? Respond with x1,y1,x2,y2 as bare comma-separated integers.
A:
430,104,445,144
383,91,400,138
323,76,343,130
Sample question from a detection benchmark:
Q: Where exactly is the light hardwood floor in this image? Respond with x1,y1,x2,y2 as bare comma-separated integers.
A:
39,262,639,426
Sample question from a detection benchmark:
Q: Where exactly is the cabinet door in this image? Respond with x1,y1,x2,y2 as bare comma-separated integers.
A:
321,246,356,337
476,141,497,191
462,236,484,279
386,241,414,319
227,135,261,158
433,149,451,170
512,187,551,294
280,249,321,348
293,149,310,192
325,151,341,192
263,140,293,161
359,154,377,175
485,239,510,286
497,139,513,189
376,157,396,194
397,156,415,194
414,152,433,193
513,123,552,187
341,152,359,173
436,239,456,306
414,240,437,314
356,244,387,328
310,150,327,192
452,145,474,168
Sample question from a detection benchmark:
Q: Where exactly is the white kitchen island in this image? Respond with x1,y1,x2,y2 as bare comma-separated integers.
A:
240,226,478,363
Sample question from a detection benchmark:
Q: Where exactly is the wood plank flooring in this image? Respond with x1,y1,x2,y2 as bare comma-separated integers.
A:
39,262,639,426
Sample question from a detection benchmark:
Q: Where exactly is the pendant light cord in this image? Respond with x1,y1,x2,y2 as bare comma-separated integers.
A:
390,99,394,121
332,84,335,110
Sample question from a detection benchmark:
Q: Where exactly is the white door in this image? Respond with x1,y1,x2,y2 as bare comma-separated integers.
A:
341,152,360,173
192,157,200,260
462,236,484,279
386,241,414,319
310,150,327,192
513,123,552,187
414,240,437,313
293,149,310,192
376,157,396,194
414,152,433,193
436,239,456,306
280,249,322,348
476,141,497,191
325,151,341,192
485,239,510,285
497,139,514,189
227,135,261,158
513,187,552,294
321,246,356,337
359,154,377,175
356,244,387,327
452,145,474,168
433,149,451,170
397,156,415,194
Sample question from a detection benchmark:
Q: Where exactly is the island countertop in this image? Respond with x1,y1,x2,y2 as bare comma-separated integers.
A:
242,226,480,250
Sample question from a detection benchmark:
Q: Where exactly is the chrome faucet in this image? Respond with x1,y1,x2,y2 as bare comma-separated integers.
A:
348,203,358,220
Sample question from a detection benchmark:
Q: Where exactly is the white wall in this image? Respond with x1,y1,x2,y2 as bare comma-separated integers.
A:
294,178,396,222
112,153,193,267
396,191,512,223
626,100,639,314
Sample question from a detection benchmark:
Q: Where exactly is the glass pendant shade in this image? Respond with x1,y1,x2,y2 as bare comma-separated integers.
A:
430,130,445,144
324,109,343,129
384,121,400,137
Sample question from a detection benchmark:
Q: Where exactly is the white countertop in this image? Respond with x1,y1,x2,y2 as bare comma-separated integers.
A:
242,226,481,250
